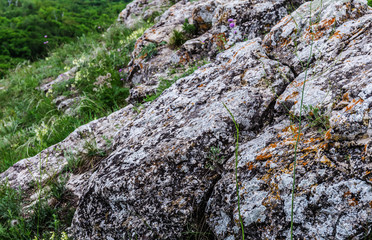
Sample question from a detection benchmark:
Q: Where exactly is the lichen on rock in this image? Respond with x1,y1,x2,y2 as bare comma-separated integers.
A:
1,0,372,239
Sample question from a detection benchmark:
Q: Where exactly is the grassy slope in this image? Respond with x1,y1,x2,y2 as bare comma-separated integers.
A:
0,19,152,172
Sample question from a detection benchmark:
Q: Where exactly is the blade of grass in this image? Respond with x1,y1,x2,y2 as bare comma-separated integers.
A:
290,2,316,239
222,102,245,240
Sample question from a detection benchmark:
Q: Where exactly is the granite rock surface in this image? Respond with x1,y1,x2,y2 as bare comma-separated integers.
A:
1,0,371,239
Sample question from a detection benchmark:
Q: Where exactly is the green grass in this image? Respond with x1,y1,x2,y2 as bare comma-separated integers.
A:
223,103,245,240
0,22,151,173
0,179,73,240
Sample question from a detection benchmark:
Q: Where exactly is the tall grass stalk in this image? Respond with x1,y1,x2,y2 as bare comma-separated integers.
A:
222,103,245,240
290,2,315,239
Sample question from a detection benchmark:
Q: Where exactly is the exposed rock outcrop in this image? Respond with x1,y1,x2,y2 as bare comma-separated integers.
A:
1,0,371,239
125,0,296,103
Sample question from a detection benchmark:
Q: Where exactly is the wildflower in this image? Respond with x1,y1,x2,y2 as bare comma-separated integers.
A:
229,23,235,28
228,18,234,22
121,78,124,81
118,69,122,72
43,41,49,44
44,35,48,38
234,30,237,34
98,26,101,29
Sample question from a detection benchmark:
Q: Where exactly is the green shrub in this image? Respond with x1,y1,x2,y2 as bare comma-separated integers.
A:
139,43,158,61
368,0,372,7
169,30,186,49
182,19,197,36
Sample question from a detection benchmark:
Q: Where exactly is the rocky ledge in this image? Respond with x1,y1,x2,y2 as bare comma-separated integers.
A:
1,0,371,239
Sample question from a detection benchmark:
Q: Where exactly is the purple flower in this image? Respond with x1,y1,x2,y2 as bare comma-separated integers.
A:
44,35,47,38
43,41,49,44
120,78,124,81
234,30,237,34
98,26,101,29
229,23,235,28
228,18,234,22
118,69,122,72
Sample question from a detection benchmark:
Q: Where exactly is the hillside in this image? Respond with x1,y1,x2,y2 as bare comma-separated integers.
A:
0,0,131,78
1,0,372,239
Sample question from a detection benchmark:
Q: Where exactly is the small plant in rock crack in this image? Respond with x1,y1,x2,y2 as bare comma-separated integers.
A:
139,43,158,61
183,18,197,36
49,174,68,202
205,146,225,171
84,140,106,158
63,151,84,173
169,30,187,49
303,105,330,132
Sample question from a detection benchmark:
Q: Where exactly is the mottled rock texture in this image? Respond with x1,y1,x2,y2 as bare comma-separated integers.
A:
1,0,372,239
125,0,296,103
0,105,138,199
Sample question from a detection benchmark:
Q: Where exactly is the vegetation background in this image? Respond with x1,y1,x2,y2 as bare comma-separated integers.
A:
0,0,131,78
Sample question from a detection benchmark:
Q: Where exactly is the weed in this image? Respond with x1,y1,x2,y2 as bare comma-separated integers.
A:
205,146,224,171
289,2,315,239
169,30,187,49
49,174,68,202
183,19,197,36
303,105,330,132
139,43,158,61
133,103,145,114
146,11,162,23
222,103,245,240
214,33,227,52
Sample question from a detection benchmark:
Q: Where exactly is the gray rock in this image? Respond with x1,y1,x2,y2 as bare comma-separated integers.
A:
38,67,78,93
2,0,372,239
125,0,292,103
70,39,294,239
0,105,138,198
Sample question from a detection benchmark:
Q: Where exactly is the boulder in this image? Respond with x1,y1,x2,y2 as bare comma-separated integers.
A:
1,0,371,239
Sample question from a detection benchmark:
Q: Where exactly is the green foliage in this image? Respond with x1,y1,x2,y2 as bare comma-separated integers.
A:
169,30,187,49
63,152,83,173
205,146,224,171
0,178,74,239
368,0,372,7
49,174,68,201
0,22,150,173
182,18,197,36
0,0,132,78
168,19,197,49
303,105,330,132
139,43,158,61
84,140,106,158
145,11,162,23
222,103,245,240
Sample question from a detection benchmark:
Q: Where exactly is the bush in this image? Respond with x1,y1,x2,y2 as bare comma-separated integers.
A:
169,30,186,49
182,19,197,36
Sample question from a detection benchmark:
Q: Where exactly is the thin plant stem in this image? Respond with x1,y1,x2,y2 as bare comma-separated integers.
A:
290,2,315,239
222,102,245,240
